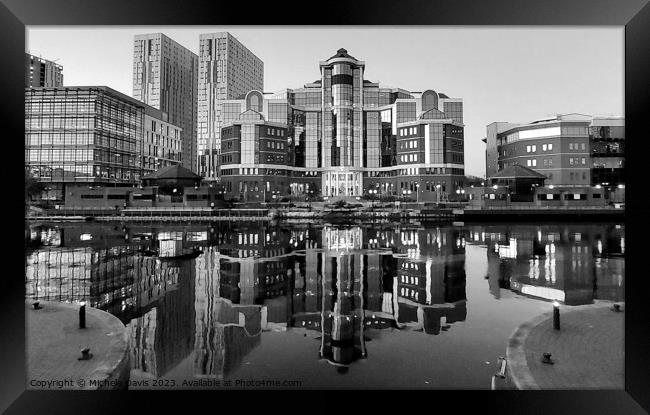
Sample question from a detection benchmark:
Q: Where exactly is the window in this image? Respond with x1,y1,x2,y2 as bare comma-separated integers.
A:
581,158,586,165
581,143,586,150
569,158,574,165
532,159,537,167
548,143,553,150
526,145,531,153
569,143,574,150
532,145,536,152
542,144,547,151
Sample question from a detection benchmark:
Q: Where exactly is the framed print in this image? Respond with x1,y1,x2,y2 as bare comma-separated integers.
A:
2,0,649,413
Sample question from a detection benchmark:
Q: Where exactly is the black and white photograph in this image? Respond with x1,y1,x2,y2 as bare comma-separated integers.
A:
4,0,649,411
22,25,627,389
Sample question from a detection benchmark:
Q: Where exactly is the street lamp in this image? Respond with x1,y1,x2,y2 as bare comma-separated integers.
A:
435,184,441,204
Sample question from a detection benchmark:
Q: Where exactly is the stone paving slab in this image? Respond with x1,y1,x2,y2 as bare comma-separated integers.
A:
26,300,129,390
506,301,624,390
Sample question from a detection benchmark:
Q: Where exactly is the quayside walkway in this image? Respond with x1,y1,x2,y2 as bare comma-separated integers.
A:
506,302,624,389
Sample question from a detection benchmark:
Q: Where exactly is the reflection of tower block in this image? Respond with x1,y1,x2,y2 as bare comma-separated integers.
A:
319,312,367,372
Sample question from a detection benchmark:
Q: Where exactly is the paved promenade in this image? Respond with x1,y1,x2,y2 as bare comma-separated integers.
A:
26,300,130,390
506,301,624,389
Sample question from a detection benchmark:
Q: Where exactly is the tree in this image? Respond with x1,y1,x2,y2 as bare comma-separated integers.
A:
464,175,485,187
25,170,44,204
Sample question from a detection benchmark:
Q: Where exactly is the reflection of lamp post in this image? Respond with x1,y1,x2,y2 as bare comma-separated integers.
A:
369,189,377,208
435,184,441,204
415,183,420,203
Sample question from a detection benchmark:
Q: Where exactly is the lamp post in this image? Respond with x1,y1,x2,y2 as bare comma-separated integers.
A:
553,301,560,330
435,184,441,205
415,183,420,203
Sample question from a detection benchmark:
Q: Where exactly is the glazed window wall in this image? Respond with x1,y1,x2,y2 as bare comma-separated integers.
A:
364,112,381,168
305,111,321,169
442,102,463,124
396,102,416,123
378,89,393,106
430,124,444,164
222,103,242,124
590,126,625,140
380,109,396,167
268,102,288,123
294,91,322,109
26,89,144,183
364,89,379,107
240,124,258,164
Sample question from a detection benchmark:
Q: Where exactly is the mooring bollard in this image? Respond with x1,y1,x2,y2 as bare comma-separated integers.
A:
33,301,42,310
553,301,560,330
612,303,622,312
78,347,92,360
541,352,554,365
79,301,86,329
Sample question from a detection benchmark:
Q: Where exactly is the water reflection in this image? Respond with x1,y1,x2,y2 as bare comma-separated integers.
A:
464,224,625,305
25,221,624,383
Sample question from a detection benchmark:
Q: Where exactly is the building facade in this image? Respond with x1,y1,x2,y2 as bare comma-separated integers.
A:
485,114,625,188
197,33,264,180
25,86,180,203
143,109,182,173
25,53,63,88
218,48,465,202
133,33,198,172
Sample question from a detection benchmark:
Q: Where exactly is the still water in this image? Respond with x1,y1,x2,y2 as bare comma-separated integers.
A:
25,221,624,389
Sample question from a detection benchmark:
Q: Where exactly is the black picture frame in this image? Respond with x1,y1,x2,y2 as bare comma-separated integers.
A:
3,0,649,413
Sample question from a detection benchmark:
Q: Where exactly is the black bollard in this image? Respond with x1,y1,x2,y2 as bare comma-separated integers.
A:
541,352,554,364
33,301,42,310
553,301,560,330
79,302,86,329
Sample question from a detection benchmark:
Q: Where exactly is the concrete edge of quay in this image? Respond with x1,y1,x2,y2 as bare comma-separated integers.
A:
26,300,130,390
505,301,617,390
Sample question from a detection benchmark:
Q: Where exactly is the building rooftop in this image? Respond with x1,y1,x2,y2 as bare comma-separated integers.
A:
490,164,547,180
142,164,201,181
327,48,358,61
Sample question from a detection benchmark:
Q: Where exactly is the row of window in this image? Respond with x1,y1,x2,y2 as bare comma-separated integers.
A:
266,127,285,137
265,140,285,150
399,140,419,150
400,153,419,163
399,127,419,136
569,143,587,151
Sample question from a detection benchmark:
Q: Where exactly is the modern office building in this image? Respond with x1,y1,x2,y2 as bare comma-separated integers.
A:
483,114,625,188
217,48,465,202
25,53,63,88
25,86,181,203
133,33,198,172
197,32,264,180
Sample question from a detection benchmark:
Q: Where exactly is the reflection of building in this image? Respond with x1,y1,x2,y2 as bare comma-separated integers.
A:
218,48,465,201
128,260,196,377
472,224,625,305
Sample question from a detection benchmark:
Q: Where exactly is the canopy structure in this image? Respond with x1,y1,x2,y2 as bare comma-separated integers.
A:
142,164,202,192
489,164,547,195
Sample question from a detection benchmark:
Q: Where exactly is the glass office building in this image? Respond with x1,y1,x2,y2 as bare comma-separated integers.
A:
197,32,264,180
133,33,198,172
485,114,625,187
218,49,465,202
25,86,180,203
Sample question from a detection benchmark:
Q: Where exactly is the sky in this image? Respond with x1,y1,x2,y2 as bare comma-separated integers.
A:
26,26,624,178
